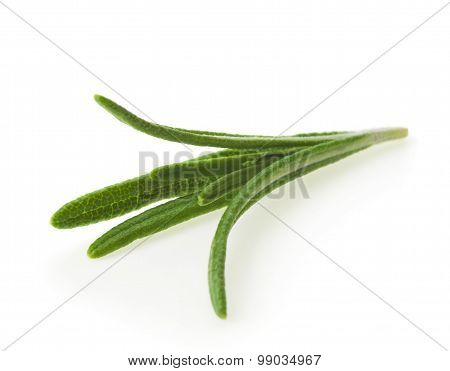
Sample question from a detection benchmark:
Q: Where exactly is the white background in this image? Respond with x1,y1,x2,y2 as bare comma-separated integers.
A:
1,0,449,369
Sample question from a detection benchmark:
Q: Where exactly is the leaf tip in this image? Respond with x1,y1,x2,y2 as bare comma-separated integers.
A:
87,245,102,259
94,94,107,106
50,211,64,229
215,308,227,320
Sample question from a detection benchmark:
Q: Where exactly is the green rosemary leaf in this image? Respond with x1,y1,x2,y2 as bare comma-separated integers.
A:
51,150,272,229
50,175,214,229
94,95,352,149
208,127,408,318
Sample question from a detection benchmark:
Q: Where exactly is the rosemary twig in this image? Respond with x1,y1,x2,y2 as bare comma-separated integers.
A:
51,95,408,319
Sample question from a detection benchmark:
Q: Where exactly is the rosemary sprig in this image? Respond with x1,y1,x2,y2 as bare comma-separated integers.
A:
51,95,408,319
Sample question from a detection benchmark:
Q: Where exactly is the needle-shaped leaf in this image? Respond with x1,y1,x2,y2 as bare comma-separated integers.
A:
50,175,214,229
51,149,276,228
208,127,408,318
94,95,353,149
